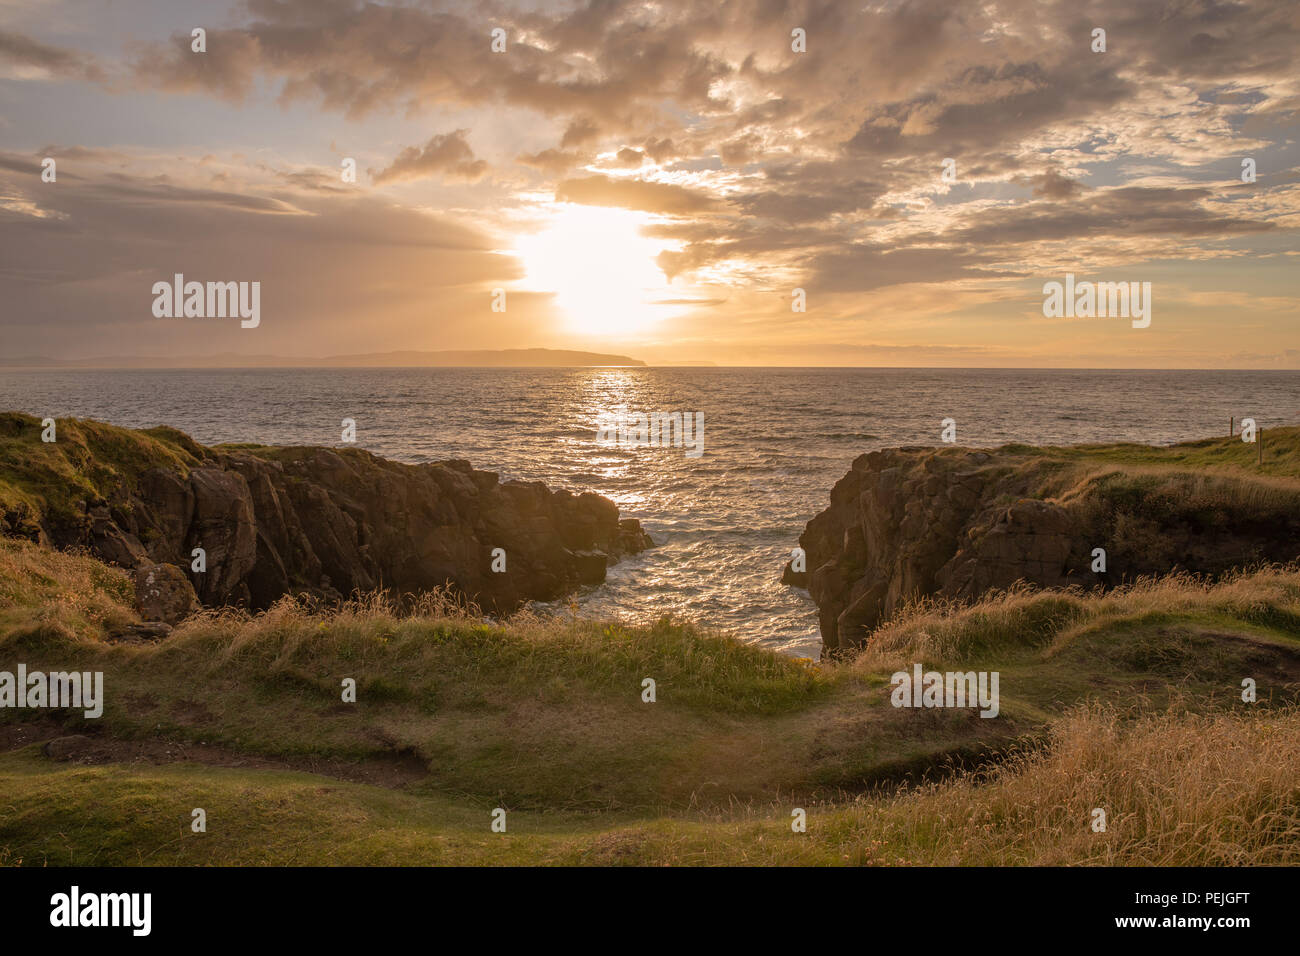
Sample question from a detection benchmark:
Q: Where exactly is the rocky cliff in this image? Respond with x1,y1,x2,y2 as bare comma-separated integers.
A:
0,413,651,624
784,430,1300,656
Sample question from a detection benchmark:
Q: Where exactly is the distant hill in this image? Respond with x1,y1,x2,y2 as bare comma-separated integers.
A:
3,348,647,369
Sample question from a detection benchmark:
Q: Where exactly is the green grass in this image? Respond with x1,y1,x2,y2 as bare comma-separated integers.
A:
1,533,1299,864
0,412,199,526
4,700,1296,866
1021,425,1300,478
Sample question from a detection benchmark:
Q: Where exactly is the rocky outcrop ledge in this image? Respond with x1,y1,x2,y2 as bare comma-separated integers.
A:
0,413,651,626
783,433,1300,657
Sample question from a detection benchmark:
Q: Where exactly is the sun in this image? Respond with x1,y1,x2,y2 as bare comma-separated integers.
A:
514,204,677,337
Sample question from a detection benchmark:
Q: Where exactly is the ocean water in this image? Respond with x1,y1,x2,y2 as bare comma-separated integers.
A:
2,367,1297,656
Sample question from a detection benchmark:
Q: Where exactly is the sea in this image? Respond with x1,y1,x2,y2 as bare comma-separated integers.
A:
2,367,1297,657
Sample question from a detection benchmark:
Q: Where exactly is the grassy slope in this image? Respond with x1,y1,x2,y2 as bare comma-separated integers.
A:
1,533,1298,865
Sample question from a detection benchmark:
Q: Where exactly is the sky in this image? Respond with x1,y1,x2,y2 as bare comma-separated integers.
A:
0,0,1297,367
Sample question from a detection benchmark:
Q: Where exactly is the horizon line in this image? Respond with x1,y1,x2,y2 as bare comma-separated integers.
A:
4,364,1299,372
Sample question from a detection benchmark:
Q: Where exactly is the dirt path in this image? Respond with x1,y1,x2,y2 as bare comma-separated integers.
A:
0,720,428,789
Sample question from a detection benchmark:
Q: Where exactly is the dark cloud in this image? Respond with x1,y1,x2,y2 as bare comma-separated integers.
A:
371,129,488,185
0,155,43,176
613,147,644,167
846,60,1136,160
0,152,517,356
719,134,762,166
92,180,308,215
516,148,587,175
268,167,350,194
0,30,104,82
642,138,678,163
131,1,734,127
806,244,1021,293
561,117,603,148
1022,169,1086,201
738,160,889,223
948,186,1277,247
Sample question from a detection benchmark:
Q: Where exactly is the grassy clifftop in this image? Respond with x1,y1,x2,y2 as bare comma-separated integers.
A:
0,413,202,527
1041,423,1300,477
793,425,1300,653
1,532,1297,865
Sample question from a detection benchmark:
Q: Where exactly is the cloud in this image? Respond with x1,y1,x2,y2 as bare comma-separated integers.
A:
129,1,734,126
947,186,1277,247
561,117,603,148
516,148,586,175
372,129,488,185
738,160,889,223
613,147,644,167
1022,169,1085,201
0,149,526,357
0,30,103,81
1,0,1297,364
555,174,720,215
807,244,1021,294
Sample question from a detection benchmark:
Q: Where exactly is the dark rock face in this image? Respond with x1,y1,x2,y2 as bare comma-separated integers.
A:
786,446,1300,657
25,441,653,617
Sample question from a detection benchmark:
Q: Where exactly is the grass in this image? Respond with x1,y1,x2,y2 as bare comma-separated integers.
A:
1011,430,1300,544
0,411,391,536
0,413,200,526
2,702,1294,866
1,533,1298,865
862,564,1300,665
1035,424,1300,479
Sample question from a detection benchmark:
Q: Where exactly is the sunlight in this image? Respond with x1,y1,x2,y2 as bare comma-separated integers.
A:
514,204,677,337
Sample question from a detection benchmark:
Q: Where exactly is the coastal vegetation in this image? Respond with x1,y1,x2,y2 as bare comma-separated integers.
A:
1,531,1296,865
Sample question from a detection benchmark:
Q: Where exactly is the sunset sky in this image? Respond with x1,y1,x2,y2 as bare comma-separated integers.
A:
1,0,1297,367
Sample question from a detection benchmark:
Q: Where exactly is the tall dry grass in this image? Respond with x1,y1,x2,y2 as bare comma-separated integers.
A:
855,563,1300,670
0,538,136,644
862,702,1300,865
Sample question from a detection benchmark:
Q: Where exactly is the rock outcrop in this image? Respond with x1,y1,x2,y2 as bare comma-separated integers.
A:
785,436,1300,657
0,414,652,618
133,562,199,625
